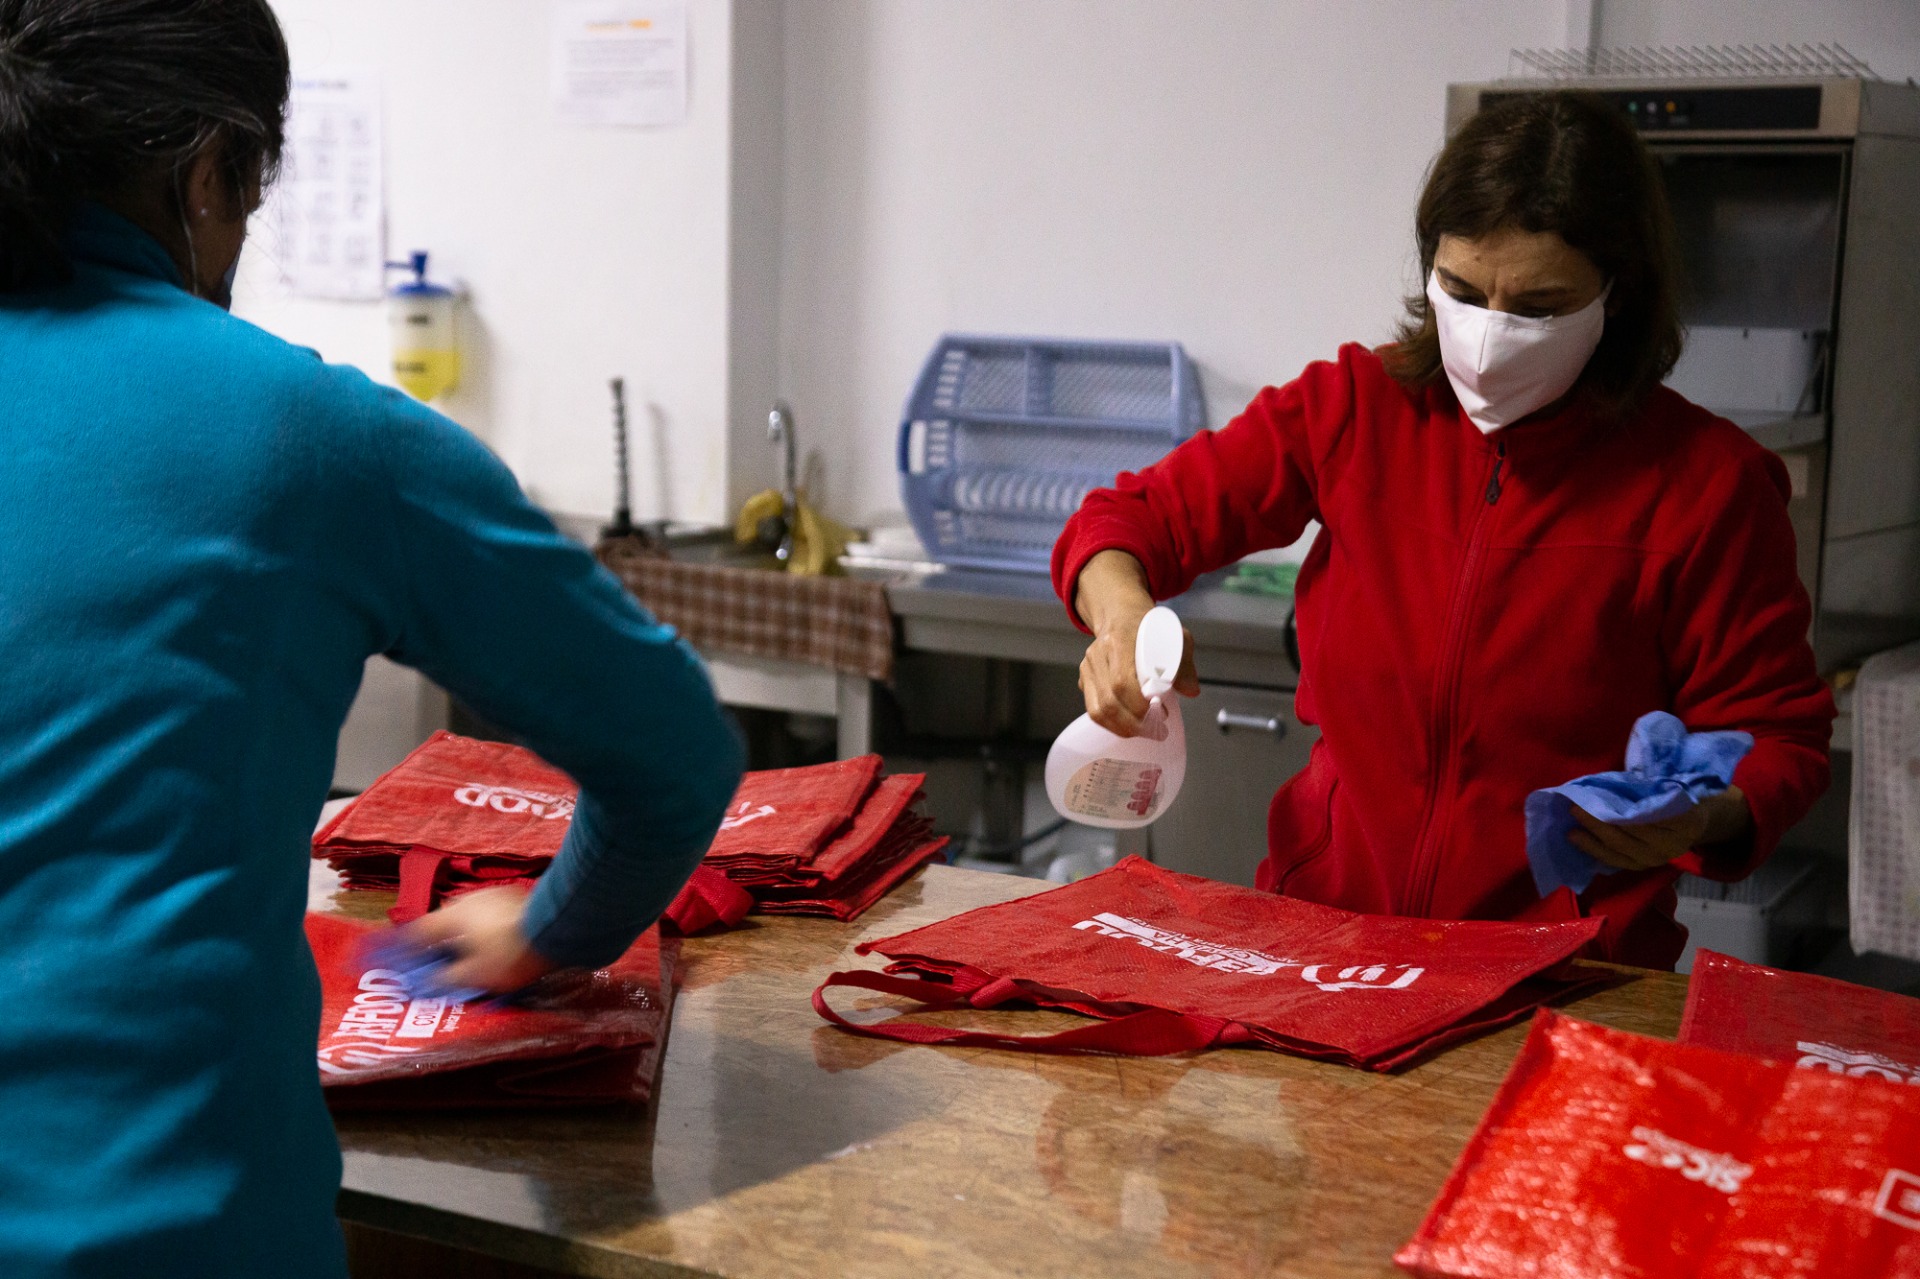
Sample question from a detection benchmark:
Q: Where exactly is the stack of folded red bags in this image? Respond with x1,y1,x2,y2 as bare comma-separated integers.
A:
311,730,749,931
702,753,947,920
313,731,947,928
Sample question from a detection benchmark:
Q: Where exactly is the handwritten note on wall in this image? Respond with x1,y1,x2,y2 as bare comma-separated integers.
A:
551,0,689,127
268,71,386,300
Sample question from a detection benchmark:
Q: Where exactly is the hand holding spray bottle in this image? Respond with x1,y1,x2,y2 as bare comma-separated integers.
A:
1044,606,1188,828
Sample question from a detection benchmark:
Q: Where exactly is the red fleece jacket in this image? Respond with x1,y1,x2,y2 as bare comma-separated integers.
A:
1052,344,1834,969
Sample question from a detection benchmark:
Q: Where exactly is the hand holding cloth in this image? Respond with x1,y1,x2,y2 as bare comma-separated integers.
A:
1525,711,1752,897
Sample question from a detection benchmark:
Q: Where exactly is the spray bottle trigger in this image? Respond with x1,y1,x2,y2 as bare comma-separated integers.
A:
1135,606,1184,698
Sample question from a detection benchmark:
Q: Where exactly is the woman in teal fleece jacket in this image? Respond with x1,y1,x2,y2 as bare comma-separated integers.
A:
0,2,742,1275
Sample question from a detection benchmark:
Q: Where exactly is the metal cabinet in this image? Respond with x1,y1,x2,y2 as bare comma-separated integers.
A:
1149,682,1318,887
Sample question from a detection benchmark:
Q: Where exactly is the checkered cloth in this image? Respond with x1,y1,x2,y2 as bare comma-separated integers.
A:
597,534,895,683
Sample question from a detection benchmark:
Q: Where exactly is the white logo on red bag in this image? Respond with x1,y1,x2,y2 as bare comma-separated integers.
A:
1071,914,1429,991
1298,964,1424,993
395,996,449,1039
1796,1040,1920,1086
316,967,465,1075
1621,1126,1752,1194
1874,1169,1920,1231
453,783,575,821
1075,913,1297,975
720,801,778,830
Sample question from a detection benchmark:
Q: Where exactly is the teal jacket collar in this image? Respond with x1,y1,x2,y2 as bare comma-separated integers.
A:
63,202,186,289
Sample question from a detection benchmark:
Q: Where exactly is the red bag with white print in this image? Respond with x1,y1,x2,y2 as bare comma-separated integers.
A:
740,773,949,921
703,758,947,921
307,912,677,1109
316,732,932,927
312,731,752,932
1397,1010,1920,1278
313,731,578,923
813,856,1604,1070
704,754,885,873
1680,948,1920,1087
315,732,577,864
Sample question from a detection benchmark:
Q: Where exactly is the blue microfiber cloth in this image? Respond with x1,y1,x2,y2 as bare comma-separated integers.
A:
357,931,572,1008
358,931,491,1005
1524,711,1753,898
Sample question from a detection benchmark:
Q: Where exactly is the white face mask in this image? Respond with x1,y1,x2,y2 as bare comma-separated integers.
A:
1426,270,1609,434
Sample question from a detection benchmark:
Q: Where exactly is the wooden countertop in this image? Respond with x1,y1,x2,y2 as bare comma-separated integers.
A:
318,863,1686,1279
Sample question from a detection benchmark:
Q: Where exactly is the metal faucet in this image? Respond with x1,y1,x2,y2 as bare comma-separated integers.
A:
767,401,799,564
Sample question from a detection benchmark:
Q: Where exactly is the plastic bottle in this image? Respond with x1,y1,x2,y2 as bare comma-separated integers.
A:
388,251,460,401
1045,606,1188,828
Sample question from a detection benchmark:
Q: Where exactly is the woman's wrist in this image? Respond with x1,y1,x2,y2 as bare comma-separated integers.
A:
1700,786,1752,847
1074,550,1154,634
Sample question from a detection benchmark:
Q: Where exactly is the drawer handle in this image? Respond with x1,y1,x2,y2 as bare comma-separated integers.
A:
1216,709,1285,739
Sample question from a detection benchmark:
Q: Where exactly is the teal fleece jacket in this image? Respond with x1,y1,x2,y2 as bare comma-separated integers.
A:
0,206,741,1278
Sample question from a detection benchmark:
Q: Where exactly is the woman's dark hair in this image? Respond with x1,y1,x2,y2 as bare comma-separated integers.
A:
1381,90,1684,420
0,0,289,291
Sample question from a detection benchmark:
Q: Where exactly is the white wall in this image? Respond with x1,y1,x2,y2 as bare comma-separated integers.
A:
237,1,1920,535
775,0,1920,528
237,0,776,527
775,1,1561,526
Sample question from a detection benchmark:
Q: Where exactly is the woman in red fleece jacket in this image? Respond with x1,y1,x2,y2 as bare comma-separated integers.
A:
1053,91,1834,970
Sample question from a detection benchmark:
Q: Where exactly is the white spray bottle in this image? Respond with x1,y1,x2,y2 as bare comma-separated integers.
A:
1044,606,1188,828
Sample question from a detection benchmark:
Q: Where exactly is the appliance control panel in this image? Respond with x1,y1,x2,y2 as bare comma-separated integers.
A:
1481,85,1822,132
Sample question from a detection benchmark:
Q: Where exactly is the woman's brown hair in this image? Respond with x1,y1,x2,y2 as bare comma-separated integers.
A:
0,0,290,291
1381,90,1684,420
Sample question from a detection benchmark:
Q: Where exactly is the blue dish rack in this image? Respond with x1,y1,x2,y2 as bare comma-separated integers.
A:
898,335,1205,573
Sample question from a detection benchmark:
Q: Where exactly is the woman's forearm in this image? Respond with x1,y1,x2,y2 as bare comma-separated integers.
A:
1074,549,1155,634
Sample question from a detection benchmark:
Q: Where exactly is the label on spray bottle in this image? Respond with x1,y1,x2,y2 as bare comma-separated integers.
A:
1062,758,1164,822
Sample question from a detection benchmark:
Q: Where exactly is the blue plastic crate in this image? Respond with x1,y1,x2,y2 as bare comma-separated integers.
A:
897,335,1205,573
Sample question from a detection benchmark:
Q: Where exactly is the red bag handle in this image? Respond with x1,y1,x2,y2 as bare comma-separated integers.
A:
663,866,754,934
389,847,449,925
813,969,1245,1057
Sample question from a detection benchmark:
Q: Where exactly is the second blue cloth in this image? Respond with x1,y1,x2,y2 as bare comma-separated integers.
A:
1524,711,1753,898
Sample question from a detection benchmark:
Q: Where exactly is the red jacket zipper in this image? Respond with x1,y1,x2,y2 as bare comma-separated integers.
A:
1405,440,1506,915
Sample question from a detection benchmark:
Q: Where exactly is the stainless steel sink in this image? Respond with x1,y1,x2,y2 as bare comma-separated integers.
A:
653,524,784,571
552,515,786,571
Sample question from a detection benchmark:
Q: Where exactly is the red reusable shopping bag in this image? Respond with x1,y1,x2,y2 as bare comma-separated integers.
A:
813,857,1604,1069
725,773,921,887
314,731,753,932
314,732,576,922
308,912,677,1109
316,731,576,862
751,836,949,920
1397,1010,1920,1278
1681,948,1920,1086
663,865,756,935
705,754,885,872
737,772,951,921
